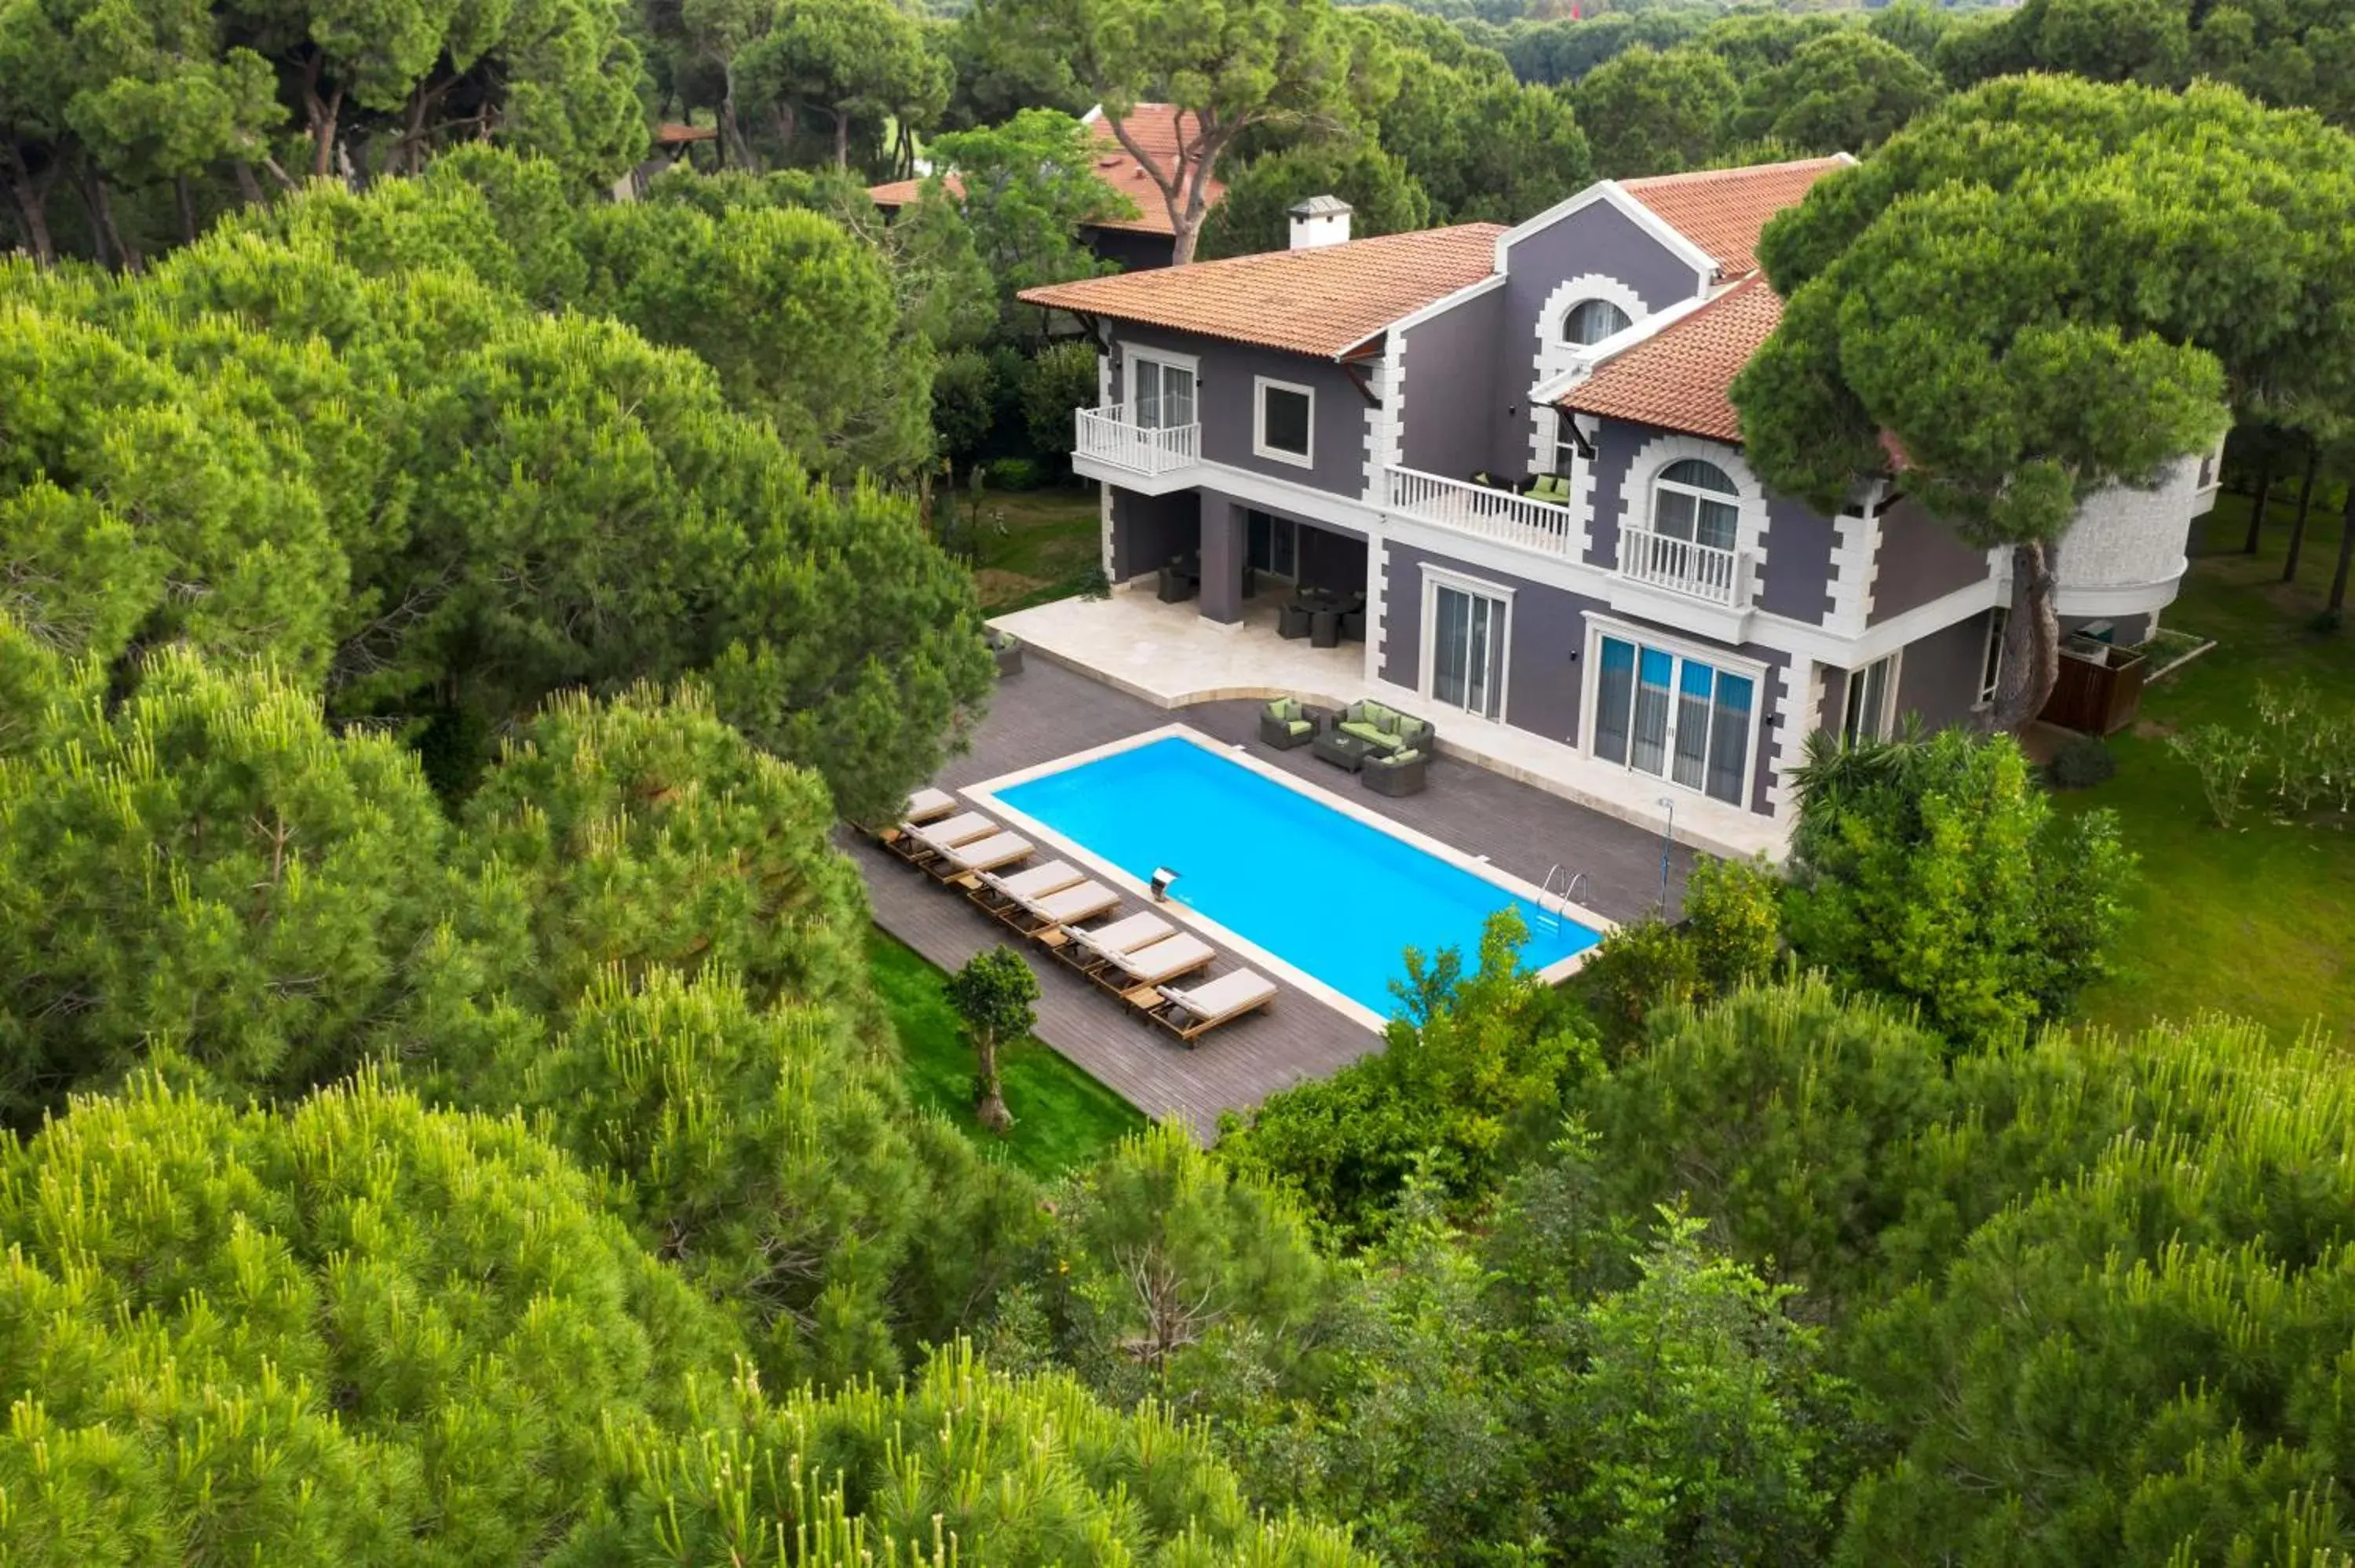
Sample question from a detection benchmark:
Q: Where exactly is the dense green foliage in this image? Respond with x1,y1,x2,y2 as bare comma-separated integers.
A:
1784,727,2135,1045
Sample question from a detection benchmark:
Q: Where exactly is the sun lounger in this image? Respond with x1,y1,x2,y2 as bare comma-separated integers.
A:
903,787,956,823
891,810,995,863
1001,879,1119,935
1091,932,1216,997
1139,969,1277,1045
926,830,1032,881
969,860,1086,910
1052,910,1174,969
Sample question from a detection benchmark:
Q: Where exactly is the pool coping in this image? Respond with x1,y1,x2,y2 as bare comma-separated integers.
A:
964,724,1616,1034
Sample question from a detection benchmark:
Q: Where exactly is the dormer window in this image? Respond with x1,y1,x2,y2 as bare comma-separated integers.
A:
1651,458,1740,552
1561,297,1633,346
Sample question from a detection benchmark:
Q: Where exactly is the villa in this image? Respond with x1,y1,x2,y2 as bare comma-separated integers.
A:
1013,159,2222,853
870,104,1225,272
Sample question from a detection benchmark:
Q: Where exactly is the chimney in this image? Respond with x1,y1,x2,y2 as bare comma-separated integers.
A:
1287,195,1353,250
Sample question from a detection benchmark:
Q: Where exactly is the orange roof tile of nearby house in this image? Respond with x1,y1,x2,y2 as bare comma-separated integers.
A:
867,105,1225,239
1561,274,1783,443
1620,157,1849,276
655,123,717,146
1017,224,1508,358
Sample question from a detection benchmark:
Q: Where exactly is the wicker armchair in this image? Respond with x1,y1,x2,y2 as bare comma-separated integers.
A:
1259,696,1317,749
1362,746,1428,796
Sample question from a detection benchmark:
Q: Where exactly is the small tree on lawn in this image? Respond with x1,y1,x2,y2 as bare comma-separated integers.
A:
948,946,1039,1135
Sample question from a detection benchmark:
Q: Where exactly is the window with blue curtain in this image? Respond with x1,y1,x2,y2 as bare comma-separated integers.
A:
1587,632,1758,808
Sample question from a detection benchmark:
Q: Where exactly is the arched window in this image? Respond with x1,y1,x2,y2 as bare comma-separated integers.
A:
1561,297,1632,346
1651,458,1740,552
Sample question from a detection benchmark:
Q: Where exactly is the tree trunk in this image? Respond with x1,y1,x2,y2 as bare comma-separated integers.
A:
2243,469,2271,554
1988,539,2061,731
717,64,756,170
174,176,199,246
973,1032,1012,1134
832,110,850,170
82,172,139,273
232,160,265,207
2329,479,2355,614
4,162,55,266
2284,442,2320,582
303,53,346,181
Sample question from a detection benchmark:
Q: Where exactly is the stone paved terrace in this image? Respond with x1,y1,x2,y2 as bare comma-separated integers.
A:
856,655,1700,1141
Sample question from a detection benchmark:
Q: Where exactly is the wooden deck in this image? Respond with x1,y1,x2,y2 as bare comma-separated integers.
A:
857,658,1700,1141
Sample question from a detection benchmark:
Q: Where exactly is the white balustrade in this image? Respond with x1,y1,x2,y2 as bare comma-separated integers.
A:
1074,404,1199,476
1380,466,1579,557
1616,524,1746,607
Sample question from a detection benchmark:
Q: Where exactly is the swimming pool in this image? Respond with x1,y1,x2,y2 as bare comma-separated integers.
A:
985,731,1602,1019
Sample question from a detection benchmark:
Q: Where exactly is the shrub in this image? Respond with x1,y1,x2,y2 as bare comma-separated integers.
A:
1021,339,1101,461
984,455,1045,490
1681,853,1784,992
1576,917,1703,1056
2167,723,2264,827
2047,732,2117,789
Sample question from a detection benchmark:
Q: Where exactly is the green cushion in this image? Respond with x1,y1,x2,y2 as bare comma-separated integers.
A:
1268,696,1300,721
1398,718,1431,744
1360,701,1396,731
1337,720,1387,746
1284,718,1312,736
1383,748,1422,766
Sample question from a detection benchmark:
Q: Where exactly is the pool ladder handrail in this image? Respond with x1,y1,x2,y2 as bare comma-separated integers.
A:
1535,865,1589,933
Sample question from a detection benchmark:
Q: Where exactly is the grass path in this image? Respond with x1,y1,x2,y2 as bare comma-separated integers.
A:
867,929,1143,1179
2056,490,2355,1043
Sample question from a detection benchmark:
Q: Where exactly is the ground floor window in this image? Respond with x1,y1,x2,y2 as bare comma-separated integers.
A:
1977,610,2007,707
1247,510,1297,578
1429,579,1508,720
1592,633,1756,806
1842,651,1900,745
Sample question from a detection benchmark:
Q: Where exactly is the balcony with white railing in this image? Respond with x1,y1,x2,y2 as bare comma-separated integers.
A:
1616,524,1750,608
1382,466,1579,558
1074,404,1200,480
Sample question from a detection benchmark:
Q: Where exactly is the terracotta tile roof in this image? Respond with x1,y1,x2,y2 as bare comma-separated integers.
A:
867,105,1225,239
655,123,717,146
1562,274,1781,443
1017,224,1506,357
1620,157,1848,276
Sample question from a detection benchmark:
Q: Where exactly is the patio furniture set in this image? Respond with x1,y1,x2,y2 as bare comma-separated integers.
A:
1274,589,1367,651
873,789,1277,1046
1259,697,1436,797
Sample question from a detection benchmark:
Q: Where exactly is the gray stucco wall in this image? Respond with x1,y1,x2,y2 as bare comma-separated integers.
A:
1382,539,1789,816
1492,201,1710,476
1582,418,1639,571
1397,283,1506,482
1109,487,1198,579
1110,326,1367,498
1759,494,1837,624
1870,497,1994,624
1896,611,1992,732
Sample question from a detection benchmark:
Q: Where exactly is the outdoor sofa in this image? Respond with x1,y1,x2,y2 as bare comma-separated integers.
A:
1313,699,1435,771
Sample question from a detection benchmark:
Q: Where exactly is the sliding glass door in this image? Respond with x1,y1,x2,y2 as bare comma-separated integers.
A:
1431,583,1506,720
1132,355,1196,430
1590,633,1756,806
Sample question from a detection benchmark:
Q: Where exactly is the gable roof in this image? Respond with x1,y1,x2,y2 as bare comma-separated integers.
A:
1561,273,1782,444
1017,224,1507,358
1619,157,1849,277
867,104,1225,239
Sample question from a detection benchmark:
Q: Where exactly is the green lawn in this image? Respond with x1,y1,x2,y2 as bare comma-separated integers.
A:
866,929,1144,1178
2054,487,2355,1044
959,485,1102,614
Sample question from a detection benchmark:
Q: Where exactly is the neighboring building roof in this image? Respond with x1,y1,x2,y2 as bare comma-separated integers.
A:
655,124,717,146
1561,273,1783,443
1017,224,1508,358
867,104,1226,239
1619,156,1849,276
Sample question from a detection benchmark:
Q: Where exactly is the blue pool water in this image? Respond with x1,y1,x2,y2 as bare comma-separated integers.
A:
993,735,1600,1015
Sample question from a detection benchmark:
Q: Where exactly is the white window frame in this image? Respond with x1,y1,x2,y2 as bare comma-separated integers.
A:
1121,343,1199,428
1253,374,1317,469
1622,432,1767,569
1420,566,1516,724
1649,459,1744,552
1976,609,2008,709
1561,296,1634,347
1842,651,1904,744
1579,614,1767,810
